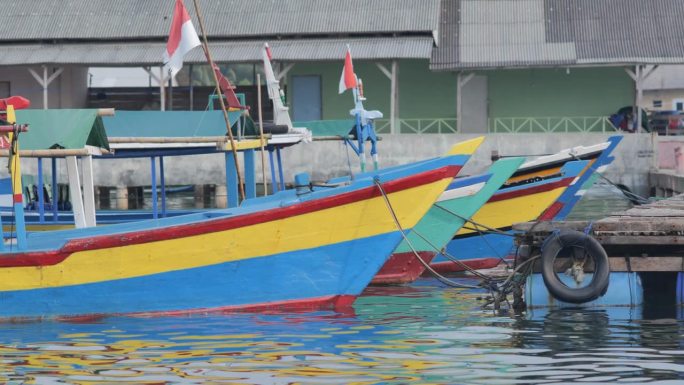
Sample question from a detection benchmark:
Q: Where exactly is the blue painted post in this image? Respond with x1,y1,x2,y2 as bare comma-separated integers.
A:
51,157,58,222
225,152,239,208
276,147,285,191
150,156,158,219
37,158,45,223
269,149,278,193
244,149,256,199
159,156,167,217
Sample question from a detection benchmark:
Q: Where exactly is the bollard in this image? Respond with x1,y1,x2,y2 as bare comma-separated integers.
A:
115,186,128,210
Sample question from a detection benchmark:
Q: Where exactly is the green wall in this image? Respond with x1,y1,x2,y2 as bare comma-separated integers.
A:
486,67,634,117
286,59,457,120
286,61,635,122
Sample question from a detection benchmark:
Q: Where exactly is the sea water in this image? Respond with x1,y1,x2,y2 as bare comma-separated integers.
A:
5,184,684,384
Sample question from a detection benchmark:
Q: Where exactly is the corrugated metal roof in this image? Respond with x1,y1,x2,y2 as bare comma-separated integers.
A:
0,37,434,66
431,0,684,70
0,0,440,40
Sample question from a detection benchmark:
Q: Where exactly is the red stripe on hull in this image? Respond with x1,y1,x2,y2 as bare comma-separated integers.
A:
0,165,461,268
427,258,502,274
372,251,436,285
489,177,574,203
23,295,356,323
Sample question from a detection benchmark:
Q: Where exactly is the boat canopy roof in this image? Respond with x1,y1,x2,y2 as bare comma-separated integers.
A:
15,109,109,151
103,110,242,138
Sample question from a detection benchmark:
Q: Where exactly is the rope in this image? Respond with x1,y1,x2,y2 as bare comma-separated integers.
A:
569,153,649,205
433,202,513,266
373,178,481,289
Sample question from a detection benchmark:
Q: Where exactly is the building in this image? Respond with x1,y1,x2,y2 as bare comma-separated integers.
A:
1,0,683,134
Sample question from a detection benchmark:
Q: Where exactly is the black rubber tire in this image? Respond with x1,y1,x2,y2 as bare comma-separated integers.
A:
540,229,610,304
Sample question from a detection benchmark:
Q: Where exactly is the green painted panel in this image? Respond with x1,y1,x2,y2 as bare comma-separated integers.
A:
15,109,109,150
392,157,524,255
487,67,634,117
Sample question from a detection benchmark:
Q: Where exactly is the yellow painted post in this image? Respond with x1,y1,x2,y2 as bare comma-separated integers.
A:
5,105,27,249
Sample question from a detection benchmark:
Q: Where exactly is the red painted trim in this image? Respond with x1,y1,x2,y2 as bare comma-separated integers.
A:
428,258,502,274
12,194,22,204
0,165,461,268
538,201,565,221
372,251,436,285
123,295,355,317
488,177,574,203
0,295,358,323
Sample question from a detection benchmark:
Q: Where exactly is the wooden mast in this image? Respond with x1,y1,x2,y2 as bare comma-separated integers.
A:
191,0,245,202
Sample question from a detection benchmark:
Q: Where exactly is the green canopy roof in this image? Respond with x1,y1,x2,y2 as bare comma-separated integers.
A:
15,109,109,151
103,110,241,138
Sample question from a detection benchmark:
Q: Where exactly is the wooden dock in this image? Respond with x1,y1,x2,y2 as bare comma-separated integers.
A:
514,194,684,273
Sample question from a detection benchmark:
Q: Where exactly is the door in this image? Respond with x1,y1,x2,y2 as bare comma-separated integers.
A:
291,75,322,121
461,75,488,133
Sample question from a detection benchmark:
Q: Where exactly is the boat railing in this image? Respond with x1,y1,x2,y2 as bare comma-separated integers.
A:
375,118,459,134
488,116,619,134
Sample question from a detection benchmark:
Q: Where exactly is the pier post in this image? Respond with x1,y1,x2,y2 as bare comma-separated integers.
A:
115,186,128,210
194,184,205,208
215,184,227,208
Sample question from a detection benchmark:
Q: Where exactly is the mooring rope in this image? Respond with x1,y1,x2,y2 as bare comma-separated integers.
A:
373,178,482,289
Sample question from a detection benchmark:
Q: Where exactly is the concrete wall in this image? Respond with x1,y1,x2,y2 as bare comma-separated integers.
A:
13,133,651,197
0,65,88,109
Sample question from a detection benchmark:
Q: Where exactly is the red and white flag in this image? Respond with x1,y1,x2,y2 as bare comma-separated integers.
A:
338,46,358,94
163,0,201,78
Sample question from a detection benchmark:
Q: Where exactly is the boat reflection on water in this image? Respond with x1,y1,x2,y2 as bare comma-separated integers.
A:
3,277,684,384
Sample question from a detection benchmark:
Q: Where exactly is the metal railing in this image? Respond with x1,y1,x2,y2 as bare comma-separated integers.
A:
488,116,619,133
374,118,459,134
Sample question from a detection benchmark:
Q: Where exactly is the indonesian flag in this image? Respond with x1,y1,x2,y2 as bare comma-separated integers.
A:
163,0,201,78
338,46,358,94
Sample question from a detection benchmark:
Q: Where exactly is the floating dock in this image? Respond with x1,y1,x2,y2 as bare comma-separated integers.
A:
513,194,684,308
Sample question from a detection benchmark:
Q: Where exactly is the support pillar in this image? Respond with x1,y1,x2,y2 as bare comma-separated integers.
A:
625,65,659,133
215,184,227,208
28,66,64,109
150,156,158,219
81,155,96,227
376,61,399,133
65,156,86,228
456,72,475,133
143,66,168,111
244,149,256,199
225,152,239,208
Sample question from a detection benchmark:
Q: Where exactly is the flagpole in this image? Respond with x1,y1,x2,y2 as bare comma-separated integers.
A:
191,0,245,202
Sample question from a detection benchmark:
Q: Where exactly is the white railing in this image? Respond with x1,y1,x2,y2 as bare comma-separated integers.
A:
488,116,619,133
374,118,459,134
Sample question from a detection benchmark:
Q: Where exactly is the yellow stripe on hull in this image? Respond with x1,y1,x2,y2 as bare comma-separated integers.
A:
456,185,567,236
0,176,453,290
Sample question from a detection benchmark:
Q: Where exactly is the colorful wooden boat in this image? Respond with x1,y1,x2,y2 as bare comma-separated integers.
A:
371,155,525,284
0,152,470,319
430,136,622,273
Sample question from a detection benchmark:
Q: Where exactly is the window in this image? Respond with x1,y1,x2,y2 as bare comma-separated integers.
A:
653,100,662,108
0,82,9,98
676,102,684,111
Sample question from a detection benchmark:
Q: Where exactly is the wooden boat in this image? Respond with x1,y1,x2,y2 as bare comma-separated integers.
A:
0,104,473,319
371,153,525,284
429,136,622,273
